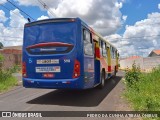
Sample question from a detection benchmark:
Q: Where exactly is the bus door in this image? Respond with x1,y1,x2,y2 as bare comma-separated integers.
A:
94,41,101,85
83,29,95,88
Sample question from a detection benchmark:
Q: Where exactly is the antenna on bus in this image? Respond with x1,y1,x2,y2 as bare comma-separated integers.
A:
27,18,31,23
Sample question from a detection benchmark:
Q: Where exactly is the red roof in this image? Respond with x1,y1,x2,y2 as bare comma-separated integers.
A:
153,50,160,55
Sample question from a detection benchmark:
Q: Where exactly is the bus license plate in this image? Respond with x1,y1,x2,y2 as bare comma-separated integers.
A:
36,66,60,73
37,59,59,64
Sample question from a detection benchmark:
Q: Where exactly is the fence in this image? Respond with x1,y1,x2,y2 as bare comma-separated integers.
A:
0,49,22,70
120,56,160,72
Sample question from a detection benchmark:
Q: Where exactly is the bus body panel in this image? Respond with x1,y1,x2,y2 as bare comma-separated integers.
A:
83,55,95,89
23,77,84,89
94,60,101,85
22,18,119,90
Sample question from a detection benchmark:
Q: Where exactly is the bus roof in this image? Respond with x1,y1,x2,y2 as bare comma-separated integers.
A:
25,18,78,27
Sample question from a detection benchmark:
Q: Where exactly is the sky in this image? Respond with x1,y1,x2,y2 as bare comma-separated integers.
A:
0,0,160,57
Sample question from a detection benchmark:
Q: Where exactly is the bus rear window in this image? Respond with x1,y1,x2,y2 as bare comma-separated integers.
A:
24,22,77,49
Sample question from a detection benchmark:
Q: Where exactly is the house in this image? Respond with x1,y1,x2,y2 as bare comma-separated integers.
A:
0,46,22,70
148,50,160,57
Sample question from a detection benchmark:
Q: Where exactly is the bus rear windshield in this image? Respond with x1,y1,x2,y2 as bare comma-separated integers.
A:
24,22,77,50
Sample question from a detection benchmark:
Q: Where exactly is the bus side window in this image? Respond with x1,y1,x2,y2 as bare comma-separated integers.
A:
110,47,114,59
111,47,116,59
102,43,107,57
83,29,93,56
99,40,103,56
113,48,116,59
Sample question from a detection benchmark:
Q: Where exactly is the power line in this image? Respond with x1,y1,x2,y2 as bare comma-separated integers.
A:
0,36,23,39
148,16,160,19
38,0,55,18
6,26,23,29
133,22,160,27
106,34,160,40
7,0,35,21
0,39,22,41
0,4,25,19
93,21,160,29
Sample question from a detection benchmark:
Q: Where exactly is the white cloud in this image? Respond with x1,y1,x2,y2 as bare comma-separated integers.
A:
52,0,124,35
0,10,7,22
0,0,6,4
37,15,49,20
115,2,123,9
16,0,61,9
122,15,127,21
16,0,125,36
158,3,160,9
107,12,160,57
9,9,27,27
0,9,27,46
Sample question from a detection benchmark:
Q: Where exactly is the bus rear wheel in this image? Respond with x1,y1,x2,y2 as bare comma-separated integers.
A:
114,66,117,76
98,70,105,89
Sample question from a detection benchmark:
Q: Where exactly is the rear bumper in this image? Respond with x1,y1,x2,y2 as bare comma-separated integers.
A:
23,77,83,89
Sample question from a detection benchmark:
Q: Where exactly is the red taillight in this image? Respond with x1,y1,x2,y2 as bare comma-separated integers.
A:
73,60,80,78
22,62,27,77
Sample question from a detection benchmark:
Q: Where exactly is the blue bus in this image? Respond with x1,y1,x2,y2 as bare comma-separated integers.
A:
22,18,119,89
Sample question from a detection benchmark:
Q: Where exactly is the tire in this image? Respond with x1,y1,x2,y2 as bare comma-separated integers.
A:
114,66,117,76
97,70,105,89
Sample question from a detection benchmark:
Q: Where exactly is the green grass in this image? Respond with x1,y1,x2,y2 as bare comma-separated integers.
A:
124,64,160,119
0,67,19,93
0,76,18,92
0,54,19,92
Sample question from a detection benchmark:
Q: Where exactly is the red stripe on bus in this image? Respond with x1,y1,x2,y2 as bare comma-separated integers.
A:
95,47,100,59
108,66,111,72
27,42,73,49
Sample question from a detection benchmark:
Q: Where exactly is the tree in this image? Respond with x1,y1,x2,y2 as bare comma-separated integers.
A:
0,54,4,70
0,42,3,49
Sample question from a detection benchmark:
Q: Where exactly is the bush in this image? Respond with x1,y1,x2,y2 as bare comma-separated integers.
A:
0,55,18,92
124,64,160,114
0,54,4,70
0,54,4,61
0,65,20,81
0,75,18,92
8,65,21,73
125,62,141,87
0,68,18,92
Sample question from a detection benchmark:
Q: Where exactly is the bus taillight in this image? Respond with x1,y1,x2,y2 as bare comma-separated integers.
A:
73,60,80,78
22,62,27,77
